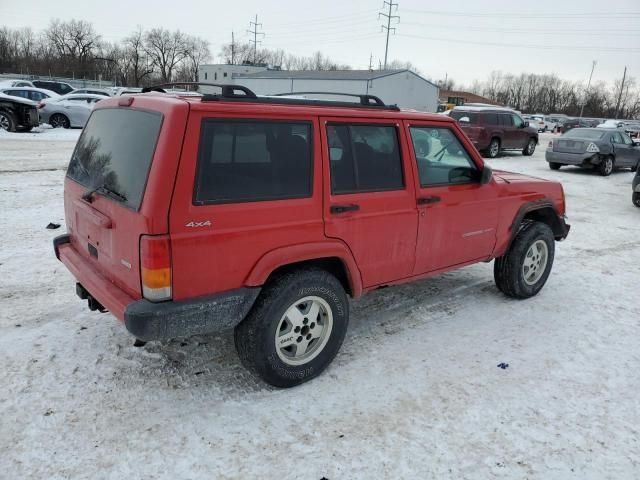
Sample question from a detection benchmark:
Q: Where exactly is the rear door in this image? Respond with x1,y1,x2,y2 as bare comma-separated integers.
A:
321,117,418,287
64,100,188,299
499,114,515,148
612,132,636,167
511,113,529,149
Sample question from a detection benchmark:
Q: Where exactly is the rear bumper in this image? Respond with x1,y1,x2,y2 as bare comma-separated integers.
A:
545,150,600,166
124,288,260,341
54,234,261,341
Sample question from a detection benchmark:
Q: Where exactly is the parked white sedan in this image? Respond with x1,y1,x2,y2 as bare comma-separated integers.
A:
0,86,60,102
39,94,104,128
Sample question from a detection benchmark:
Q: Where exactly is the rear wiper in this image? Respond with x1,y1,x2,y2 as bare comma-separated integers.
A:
82,184,127,203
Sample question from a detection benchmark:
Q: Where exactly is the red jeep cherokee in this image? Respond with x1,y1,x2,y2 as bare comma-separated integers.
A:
53,84,569,387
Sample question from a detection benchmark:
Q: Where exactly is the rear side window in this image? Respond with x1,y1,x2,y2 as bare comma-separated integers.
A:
327,124,404,194
484,113,498,125
67,108,162,210
450,111,478,124
194,120,312,204
499,114,513,126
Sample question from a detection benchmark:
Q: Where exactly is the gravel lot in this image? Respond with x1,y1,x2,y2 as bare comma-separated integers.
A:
1,129,638,480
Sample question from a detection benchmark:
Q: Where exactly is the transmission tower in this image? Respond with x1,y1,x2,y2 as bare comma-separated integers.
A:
248,15,265,65
379,1,399,70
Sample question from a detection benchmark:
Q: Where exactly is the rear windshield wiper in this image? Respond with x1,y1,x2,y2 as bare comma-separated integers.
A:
82,184,127,203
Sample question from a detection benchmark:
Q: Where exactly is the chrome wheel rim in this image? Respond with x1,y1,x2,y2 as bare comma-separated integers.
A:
522,240,549,286
51,115,65,128
490,141,499,157
527,140,535,154
0,114,9,131
275,296,333,366
604,158,613,175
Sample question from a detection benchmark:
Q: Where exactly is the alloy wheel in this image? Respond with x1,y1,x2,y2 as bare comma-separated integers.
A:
522,239,549,286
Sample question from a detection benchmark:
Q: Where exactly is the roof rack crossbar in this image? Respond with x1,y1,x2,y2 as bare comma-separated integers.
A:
272,91,386,107
141,82,257,98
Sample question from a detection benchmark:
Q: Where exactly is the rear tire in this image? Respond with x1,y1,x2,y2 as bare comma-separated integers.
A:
548,162,562,170
234,268,349,388
0,110,17,132
633,192,640,208
484,138,500,158
494,221,555,299
49,114,70,129
598,156,614,176
522,138,536,156
631,162,638,173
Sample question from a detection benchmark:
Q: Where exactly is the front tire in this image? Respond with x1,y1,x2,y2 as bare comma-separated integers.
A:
494,221,555,299
234,268,349,388
633,192,640,208
548,162,562,170
598,156,614,176
522,138,536,156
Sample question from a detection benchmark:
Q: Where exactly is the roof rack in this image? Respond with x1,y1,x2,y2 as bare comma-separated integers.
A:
141,82,400,111
141,82,256,98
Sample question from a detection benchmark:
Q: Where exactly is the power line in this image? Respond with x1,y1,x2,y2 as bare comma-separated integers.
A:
247,14,265,64
403,8,640,18
379,0,399,69
400,21,640,36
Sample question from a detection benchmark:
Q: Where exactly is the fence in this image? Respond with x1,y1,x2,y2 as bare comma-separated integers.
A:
0,73,115,89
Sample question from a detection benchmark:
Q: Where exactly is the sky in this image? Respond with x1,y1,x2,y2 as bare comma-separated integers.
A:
1,0,639,87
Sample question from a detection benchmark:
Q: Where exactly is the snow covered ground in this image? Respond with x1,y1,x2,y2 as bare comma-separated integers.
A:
1,130,638,479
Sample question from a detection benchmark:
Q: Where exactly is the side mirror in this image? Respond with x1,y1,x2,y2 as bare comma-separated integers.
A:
523,121,529,128
480,165,493,185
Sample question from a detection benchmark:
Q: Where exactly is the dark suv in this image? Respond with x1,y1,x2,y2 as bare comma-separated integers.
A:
53,83,569,387
32,80,75,96
450,107,538,158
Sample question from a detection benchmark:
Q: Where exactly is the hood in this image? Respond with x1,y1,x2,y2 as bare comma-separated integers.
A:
0,92,37,106
492,169,550,184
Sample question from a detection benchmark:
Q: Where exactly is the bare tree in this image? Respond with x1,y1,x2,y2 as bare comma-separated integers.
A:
144,28,188,83
123,27,154,86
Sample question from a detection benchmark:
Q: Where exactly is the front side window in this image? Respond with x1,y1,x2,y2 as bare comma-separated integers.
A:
621,133,633,145
410,127,479,187
512,114,524,128
194,120,312,204
611,132,623,144
327,124,404,194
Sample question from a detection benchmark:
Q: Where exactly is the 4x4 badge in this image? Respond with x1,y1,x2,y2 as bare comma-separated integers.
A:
185,220,212,228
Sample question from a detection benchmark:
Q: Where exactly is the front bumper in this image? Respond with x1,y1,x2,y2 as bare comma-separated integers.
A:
54,234,261,341
545,150,600,166
557,215,571,241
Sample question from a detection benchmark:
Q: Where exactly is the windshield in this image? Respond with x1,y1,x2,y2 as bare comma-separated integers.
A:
67,108,162,210
563,129,605,140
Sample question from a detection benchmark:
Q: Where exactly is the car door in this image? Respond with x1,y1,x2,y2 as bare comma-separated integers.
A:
499,113,515,148
321,117,418,288
511,113,528,149
67,97,93,127
613,132,637,167
406,122,499,274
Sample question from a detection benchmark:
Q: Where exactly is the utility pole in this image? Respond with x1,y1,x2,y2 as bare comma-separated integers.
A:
379,1,399,70
614,65,627,119
579,60,597,120
248,15,265,65
231,31,235,65
368,53,373,72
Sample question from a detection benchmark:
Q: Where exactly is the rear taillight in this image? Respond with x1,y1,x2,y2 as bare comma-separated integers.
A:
37,101,45,109
140,235,172,302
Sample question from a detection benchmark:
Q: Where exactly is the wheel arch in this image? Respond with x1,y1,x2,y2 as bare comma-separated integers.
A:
244,241,364,298
507,200,568,248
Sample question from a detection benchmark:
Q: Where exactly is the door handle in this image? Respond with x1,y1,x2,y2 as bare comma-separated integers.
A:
330,204,360,214
417,196,441,205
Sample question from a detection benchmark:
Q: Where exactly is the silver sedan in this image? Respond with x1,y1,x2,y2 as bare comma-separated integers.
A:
546,128,640,176
39,93,105,128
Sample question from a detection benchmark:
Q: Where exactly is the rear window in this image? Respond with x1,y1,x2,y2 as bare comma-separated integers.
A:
564,129,605,140
194,119,312,204
67,108,162,210
450,111,478,124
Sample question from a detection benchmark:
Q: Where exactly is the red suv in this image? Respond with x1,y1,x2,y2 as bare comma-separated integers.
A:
449,106,539,158
53,84,569,387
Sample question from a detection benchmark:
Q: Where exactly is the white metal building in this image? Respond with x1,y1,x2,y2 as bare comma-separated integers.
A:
198,64,268,89
232,69,439,112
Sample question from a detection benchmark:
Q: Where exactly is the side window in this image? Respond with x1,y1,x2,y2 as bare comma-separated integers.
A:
512,114,524,128
611,132,623,144
498,114,512,127
484,113,498,125
621,133,633,145
194,120,312,204
30,91,45,101
410,127,479,187
327,124,404,194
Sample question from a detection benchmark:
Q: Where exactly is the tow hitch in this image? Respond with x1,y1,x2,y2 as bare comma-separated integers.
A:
76,283,107,313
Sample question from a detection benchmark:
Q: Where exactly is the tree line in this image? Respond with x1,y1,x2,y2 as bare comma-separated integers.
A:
1,20,637,119
448,71,639,119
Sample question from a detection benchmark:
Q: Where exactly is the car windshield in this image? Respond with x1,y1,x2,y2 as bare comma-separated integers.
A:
67,108,163,210
563,129,605,140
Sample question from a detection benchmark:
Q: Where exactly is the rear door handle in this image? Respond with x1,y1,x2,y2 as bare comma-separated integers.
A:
417,196,441,205
330,204,360,214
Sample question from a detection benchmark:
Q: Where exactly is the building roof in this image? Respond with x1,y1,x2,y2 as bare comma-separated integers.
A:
235,69,438,87
440,90,503,107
